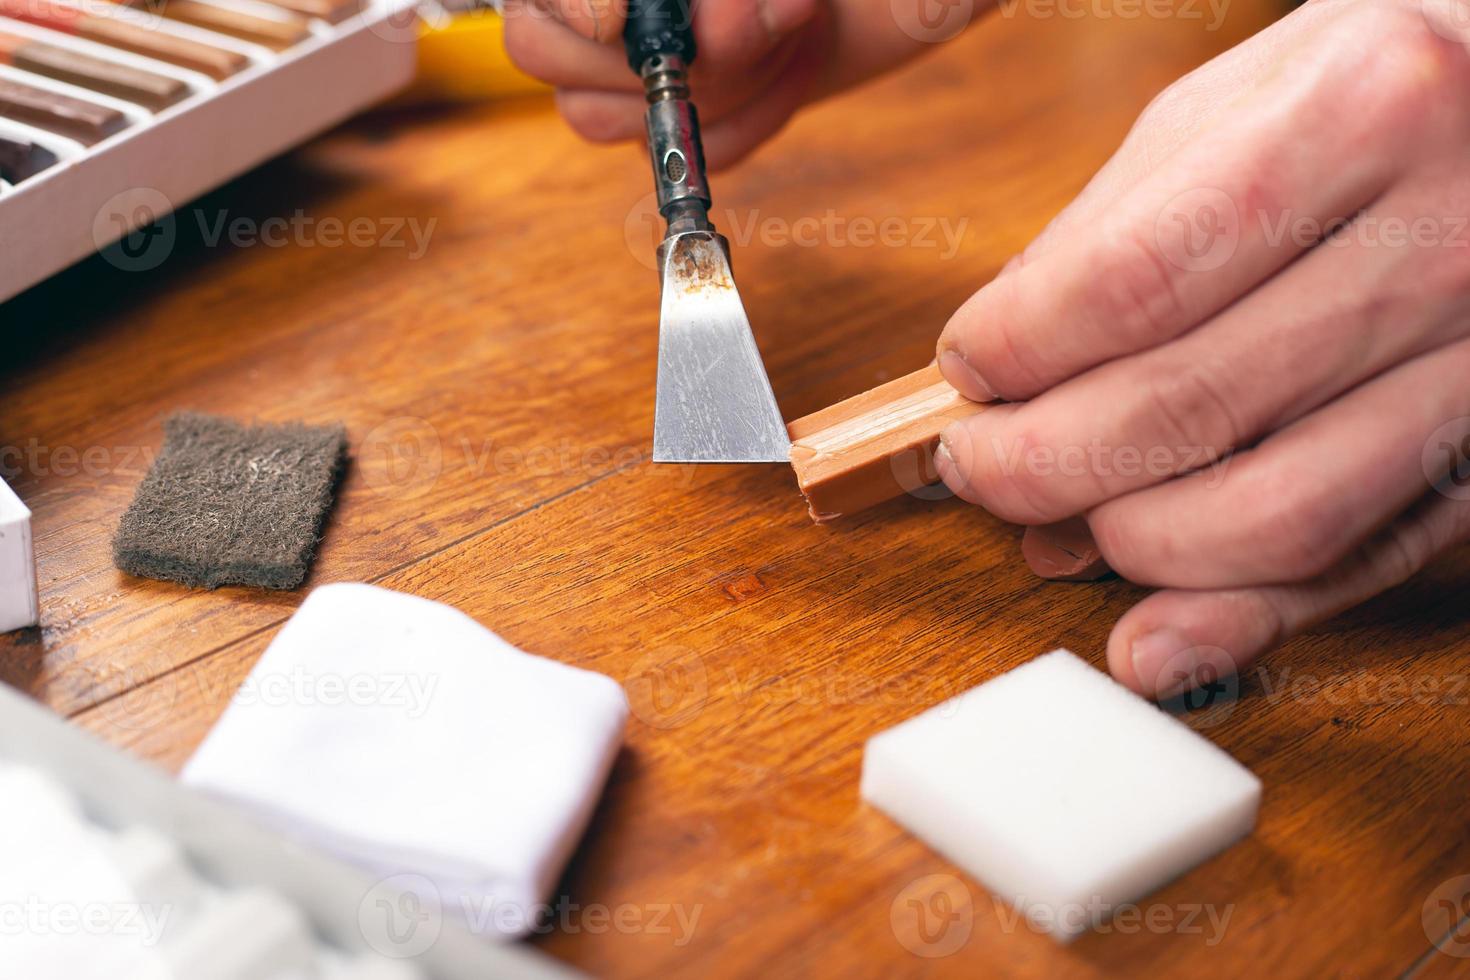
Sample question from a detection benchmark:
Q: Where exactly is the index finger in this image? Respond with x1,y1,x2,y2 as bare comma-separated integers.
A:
935,8,1436,403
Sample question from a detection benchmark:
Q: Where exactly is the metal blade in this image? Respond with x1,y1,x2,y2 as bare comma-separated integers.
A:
653,231,789,463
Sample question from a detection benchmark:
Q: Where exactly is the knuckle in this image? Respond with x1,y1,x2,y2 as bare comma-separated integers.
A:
1086,505,1161,584
1238,471,1345,580
556,94,626,142
1135,361,1246,460
944,277,1054,398
1092,225,1188,348
1338,7,1470,132
962,423,1070,524
502,17,549,76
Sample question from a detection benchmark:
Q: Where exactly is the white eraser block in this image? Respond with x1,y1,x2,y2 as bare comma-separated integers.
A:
861,649,1261,942
0,478,37,633
182,583,630,939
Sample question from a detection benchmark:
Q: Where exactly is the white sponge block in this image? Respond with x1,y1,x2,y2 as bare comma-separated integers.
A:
0,477,37,633
861,649,1260,942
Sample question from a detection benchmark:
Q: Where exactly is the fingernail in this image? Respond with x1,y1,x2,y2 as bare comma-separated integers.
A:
938,349,997,403
934,431,955,483
1130,628,1196,699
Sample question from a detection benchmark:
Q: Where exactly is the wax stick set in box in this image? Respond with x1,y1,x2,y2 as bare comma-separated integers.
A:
0,0,419,303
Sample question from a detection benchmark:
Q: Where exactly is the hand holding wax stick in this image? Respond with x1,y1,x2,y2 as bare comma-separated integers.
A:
0,0,249,79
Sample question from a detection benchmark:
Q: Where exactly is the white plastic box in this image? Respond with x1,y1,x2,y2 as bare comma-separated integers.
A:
0,476,37,633
0,0,419,302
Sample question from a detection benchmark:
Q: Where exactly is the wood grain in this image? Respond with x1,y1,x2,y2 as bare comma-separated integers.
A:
4,2,1468,976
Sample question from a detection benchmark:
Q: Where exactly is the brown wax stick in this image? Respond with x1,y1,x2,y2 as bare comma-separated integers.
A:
253,0,361,23
0,132,58,182
0,33,189,110
0,0,250,80
0,77,127,144
77,18,248,79
118,0,311,50
788,364,988,523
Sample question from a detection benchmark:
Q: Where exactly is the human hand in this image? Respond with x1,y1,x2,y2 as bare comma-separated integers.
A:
933,0,1470,699
500,0,974,169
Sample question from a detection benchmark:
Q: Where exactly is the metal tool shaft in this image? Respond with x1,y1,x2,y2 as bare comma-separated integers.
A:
639,55,713,237
624,0,789,463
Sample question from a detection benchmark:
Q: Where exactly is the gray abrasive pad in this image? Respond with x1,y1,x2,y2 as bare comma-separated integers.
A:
113,413,348,590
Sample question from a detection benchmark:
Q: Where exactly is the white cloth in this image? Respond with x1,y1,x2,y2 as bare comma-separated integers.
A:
181,583,628,940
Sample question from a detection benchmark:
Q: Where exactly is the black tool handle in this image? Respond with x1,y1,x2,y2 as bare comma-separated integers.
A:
623,0,696,73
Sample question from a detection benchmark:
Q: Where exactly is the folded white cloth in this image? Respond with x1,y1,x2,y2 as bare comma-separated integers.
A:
181,583,628,939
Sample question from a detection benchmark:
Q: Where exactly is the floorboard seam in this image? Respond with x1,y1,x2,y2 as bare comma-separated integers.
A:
67,459,644,722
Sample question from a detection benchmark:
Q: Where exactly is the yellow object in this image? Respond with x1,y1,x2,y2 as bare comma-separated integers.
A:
407,12,549,103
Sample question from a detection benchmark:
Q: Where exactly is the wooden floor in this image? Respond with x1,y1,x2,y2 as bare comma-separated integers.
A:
5,2,1470,976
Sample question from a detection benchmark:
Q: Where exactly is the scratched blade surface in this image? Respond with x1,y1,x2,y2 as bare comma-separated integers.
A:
653,232,790,463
